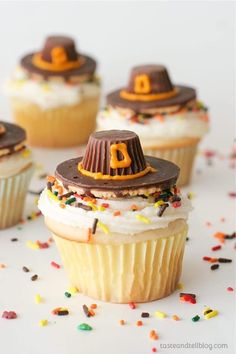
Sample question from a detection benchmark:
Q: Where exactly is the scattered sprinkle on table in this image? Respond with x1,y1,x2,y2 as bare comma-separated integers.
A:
136,320,143,326
141,312,150,318
227,287,234,292
31,274,38,281
64,291,71,298
39,319,48,327
77,323,93,331
192,315,200,322
211,264,219,270
155,311,167,318
51,261,60,269
119,319,125,325
203,307,219,319
11,238,18,242
211,245,222,251
34,294,42,304
149,330,158,340
22,266,30,272
128,302,136,309
2,311,17,319
172,315,180,321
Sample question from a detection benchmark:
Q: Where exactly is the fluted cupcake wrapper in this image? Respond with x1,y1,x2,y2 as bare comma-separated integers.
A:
53,226,187,303
144,142,199,186
0,164,34,229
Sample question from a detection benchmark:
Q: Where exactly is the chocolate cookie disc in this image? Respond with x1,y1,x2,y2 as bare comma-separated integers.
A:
0,121,26,155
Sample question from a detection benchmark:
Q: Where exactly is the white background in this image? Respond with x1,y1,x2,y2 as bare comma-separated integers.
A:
0,1,235,148
0,2,235,354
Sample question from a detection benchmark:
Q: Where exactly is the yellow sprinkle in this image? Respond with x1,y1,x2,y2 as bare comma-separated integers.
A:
34,294,42,304
98,206,106,211
87,202,98,211
136,214,151,224
155,311,167,318
68,286,78,294
177,282,184,290
154,200,165,208
47,190,59,202
187,192,195,200
204,310,219,320
26,240,40,250
98,221,110,234
39,319,48,327
21,149,31,158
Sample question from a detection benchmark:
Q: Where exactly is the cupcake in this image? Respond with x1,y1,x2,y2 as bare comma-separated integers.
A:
97,65,209,186
4,35,100,147
38,130,191,303
0,121,34,229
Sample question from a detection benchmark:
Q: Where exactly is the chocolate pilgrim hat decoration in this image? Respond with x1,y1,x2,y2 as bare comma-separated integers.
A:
107,65,196,111
21,35,96,81
56,130,180,197
0,121,26,156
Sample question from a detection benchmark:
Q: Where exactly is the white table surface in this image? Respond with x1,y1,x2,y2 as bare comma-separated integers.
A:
0,145,235,354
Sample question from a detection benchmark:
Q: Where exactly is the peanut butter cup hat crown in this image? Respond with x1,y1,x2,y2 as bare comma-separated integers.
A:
55,130,180,197
107,65,196,111
20,35,97,82
0,121,26,157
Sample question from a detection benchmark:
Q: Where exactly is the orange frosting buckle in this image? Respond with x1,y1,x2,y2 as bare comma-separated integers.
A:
120,87,179,102
32,50,85,72
110,143,131,169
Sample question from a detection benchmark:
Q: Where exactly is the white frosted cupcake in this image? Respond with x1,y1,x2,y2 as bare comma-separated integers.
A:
0,121,34,229
97,65,209,186
4,35,100,147
38,130,192,303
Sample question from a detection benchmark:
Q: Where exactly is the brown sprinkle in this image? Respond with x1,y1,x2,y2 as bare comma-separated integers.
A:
31,274,38,281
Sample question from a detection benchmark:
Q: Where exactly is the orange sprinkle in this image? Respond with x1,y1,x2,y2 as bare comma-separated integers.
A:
214,232,225,239
90,304,97,309
47,175,56,183
119,319,125,325
136,320,143,326
59,203,66,209
209,258,219,263
0,263,6,269
149,330,158,340
113,210,121,216
89,309,95,316
172,315,180,321
57,186,63,194
83,197,97,204
130,204,139,211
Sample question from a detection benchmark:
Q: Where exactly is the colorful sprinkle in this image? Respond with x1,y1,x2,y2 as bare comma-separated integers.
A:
154,311,167,318
77,323,93,331
51,261,60,269
172,315,180,321
2,311,17,319
211,245,222,251
136,320,143,326
34,294,42,304
128,302,136,309
192,315,200,322
39,319,48,327
98,221,109,234
136,214,151,224
211,264,219,270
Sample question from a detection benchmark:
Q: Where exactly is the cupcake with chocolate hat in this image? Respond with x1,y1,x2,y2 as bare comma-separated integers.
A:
0,121,34,229
4,35,100,147
97,65,209,186
38,130,192,303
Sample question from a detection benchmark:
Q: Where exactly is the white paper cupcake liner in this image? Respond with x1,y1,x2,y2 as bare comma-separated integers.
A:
0,164,34,229
53,224,187,303
144,142,199,186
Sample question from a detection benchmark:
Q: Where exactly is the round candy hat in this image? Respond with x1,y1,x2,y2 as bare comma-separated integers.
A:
56,130,180,197
107,65,196,111
20,35,96,81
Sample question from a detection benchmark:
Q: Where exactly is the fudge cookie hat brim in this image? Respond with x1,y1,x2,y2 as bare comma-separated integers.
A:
107,65,196,110
20,35,96,81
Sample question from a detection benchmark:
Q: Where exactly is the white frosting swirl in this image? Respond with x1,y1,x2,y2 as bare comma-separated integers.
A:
97,106,209,139
0,149,33,178
4,67,100,110
38,188,192,235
